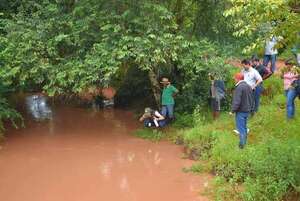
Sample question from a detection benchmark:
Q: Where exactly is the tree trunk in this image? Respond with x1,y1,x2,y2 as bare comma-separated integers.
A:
148,69,161,108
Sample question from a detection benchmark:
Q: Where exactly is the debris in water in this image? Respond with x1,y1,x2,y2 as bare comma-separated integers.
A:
26,94,52,121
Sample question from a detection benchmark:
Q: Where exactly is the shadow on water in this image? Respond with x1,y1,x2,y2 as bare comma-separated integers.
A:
0,95,211,201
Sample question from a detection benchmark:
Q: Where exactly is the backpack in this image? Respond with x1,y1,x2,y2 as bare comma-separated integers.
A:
214,80,226,100
292,79,300,99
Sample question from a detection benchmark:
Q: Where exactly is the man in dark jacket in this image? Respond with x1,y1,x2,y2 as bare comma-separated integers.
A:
231,73,254,149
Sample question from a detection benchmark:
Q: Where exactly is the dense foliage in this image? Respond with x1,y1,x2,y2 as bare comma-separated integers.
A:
0,0,234,110
224,0,300,54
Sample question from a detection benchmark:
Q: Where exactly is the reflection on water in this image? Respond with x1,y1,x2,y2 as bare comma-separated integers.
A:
25,95,52,121
0,107,209,201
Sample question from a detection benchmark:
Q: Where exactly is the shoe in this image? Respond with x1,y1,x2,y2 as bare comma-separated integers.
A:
234,129,250,135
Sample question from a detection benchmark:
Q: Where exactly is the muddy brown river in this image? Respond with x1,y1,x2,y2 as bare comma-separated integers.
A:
0,106,210,201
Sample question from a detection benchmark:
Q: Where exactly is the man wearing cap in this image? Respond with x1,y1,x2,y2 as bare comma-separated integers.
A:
139,107,166,127
231,73,254,149
160,77,179,120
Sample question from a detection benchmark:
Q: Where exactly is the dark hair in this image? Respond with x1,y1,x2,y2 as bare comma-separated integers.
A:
251,55,260,62
285,59,294,66
241,59,251,65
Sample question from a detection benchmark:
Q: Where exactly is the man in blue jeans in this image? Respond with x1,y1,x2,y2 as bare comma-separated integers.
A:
251,57,272,112
231,73,254,149
241,59,262,113
263,36,278,73
160,77,179,121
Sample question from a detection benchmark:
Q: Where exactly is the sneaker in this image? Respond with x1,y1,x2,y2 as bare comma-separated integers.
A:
234,129,250,135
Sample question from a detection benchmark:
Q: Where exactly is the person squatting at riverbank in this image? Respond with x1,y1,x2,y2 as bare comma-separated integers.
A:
241,59,263,113
208,73,226,120
230,73,254,149
139,107,167,128
280,61,300,119
160,77,179,121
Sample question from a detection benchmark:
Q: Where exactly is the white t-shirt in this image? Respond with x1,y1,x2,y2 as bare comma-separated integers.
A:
265,37,278,55
242,68,263,88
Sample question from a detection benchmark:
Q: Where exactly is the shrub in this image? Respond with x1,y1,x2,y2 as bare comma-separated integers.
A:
0,97,23,138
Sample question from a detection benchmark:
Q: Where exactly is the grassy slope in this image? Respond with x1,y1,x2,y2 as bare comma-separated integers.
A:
134,75,300,201
180,75,300,201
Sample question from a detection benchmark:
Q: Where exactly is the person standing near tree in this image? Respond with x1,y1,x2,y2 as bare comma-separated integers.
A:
241,59,263,113
160,77,179,121
263,36,279,73
231,73,254,149
209,73,226,120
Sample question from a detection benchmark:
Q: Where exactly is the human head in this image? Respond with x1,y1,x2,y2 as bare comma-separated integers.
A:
241,59,252,71
144,107,153,118
234,73,244,84
285,60,294,70
251,56,260,67
160,77,170,86
208,73,216,81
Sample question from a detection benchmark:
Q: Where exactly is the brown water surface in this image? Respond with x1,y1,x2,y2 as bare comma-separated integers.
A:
0,107,210,201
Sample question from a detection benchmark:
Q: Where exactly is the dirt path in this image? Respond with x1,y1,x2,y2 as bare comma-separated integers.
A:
0,106,210,201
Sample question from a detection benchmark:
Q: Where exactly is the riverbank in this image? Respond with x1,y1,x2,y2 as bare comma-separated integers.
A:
136,75,300,201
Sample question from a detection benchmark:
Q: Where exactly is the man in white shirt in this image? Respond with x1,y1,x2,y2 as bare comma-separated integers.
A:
241,59,263,113
263,36,278,72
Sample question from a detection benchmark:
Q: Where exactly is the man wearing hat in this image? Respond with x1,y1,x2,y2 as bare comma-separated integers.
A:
139,107,166,127
160,77,179,120
231,73,254,149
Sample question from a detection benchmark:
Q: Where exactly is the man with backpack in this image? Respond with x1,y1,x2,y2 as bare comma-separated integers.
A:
251,56,272,112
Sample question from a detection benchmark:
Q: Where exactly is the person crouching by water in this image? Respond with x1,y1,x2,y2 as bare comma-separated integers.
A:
160,77,179,121
280,61,300,119
230,73,254,149
139,107,167,128
209,73,226,120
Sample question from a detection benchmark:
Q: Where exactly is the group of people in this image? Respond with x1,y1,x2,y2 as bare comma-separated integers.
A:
139,77,178,128
139,38,300,149
230,57,299,149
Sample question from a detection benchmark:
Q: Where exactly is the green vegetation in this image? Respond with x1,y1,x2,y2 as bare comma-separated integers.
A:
224,0,300,54
0,97,22,138
133,128,164,142
0,1,299,200
178,76,300,201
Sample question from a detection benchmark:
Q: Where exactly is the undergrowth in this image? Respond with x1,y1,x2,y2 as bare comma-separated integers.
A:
133,128,164,142
180,76,300,201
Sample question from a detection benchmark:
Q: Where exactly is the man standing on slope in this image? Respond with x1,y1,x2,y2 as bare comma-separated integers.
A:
160,77,179,121
231,73,254,149
241,59,263,113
